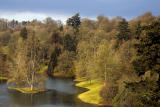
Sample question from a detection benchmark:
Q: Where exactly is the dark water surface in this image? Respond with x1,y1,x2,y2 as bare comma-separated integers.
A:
0,78,97,107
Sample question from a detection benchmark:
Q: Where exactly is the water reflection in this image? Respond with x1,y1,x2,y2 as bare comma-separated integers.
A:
0,78,97,107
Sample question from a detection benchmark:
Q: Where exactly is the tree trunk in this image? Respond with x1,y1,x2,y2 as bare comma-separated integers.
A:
90,79,91,85
47,61,53,77
31,84,34,91
158,72,160,90
31,72,34,91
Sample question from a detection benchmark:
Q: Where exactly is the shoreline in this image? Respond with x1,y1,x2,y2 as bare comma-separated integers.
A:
0,77,8,80
8,87,50,94
74,78,103,106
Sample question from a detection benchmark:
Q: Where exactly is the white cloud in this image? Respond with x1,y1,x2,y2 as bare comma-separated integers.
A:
0,10,71,23
0,10,97,24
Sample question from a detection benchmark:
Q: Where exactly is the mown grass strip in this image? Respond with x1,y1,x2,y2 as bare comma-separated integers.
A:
75,78,103,105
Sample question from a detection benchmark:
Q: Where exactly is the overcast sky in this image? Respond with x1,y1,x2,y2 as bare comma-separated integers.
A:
0,0,159,22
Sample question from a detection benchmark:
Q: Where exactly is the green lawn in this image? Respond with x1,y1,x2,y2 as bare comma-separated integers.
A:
75,78,103,105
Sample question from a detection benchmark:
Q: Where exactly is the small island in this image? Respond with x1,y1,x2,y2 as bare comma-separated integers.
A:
8,87,49,94
0,77,8,80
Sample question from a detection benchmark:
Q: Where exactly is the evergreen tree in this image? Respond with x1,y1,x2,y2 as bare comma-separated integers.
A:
47,47,61,76
63,34,77,52
135,21,142,38
116,19,130,47
20,27,28,39
51,32,60,45
67,13,81,33
133,19,160,87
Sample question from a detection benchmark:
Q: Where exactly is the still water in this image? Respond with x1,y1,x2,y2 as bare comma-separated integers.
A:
0,77,97,107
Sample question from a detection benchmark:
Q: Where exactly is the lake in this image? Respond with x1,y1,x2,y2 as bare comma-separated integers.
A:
0,77,97,107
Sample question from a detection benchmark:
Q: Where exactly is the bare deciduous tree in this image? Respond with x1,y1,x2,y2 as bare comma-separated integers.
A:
8,33,47,90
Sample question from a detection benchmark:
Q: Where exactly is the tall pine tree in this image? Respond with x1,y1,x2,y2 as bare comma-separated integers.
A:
116,19,130,48
133,19,160,88
20,27,28,40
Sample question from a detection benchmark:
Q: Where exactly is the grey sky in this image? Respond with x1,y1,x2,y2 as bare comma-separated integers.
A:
0,0,159,22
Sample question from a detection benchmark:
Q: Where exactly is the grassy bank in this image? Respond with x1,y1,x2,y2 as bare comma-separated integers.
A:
75,78,103,105
8,87,49,94
37,65,48,74
53,72,74,78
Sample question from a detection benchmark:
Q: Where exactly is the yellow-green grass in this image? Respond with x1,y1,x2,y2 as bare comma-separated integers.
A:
8,87,49,94
75,78,103,105
74,77,87,82
1,46,9,54
37,65,48,74
0,77,8,80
